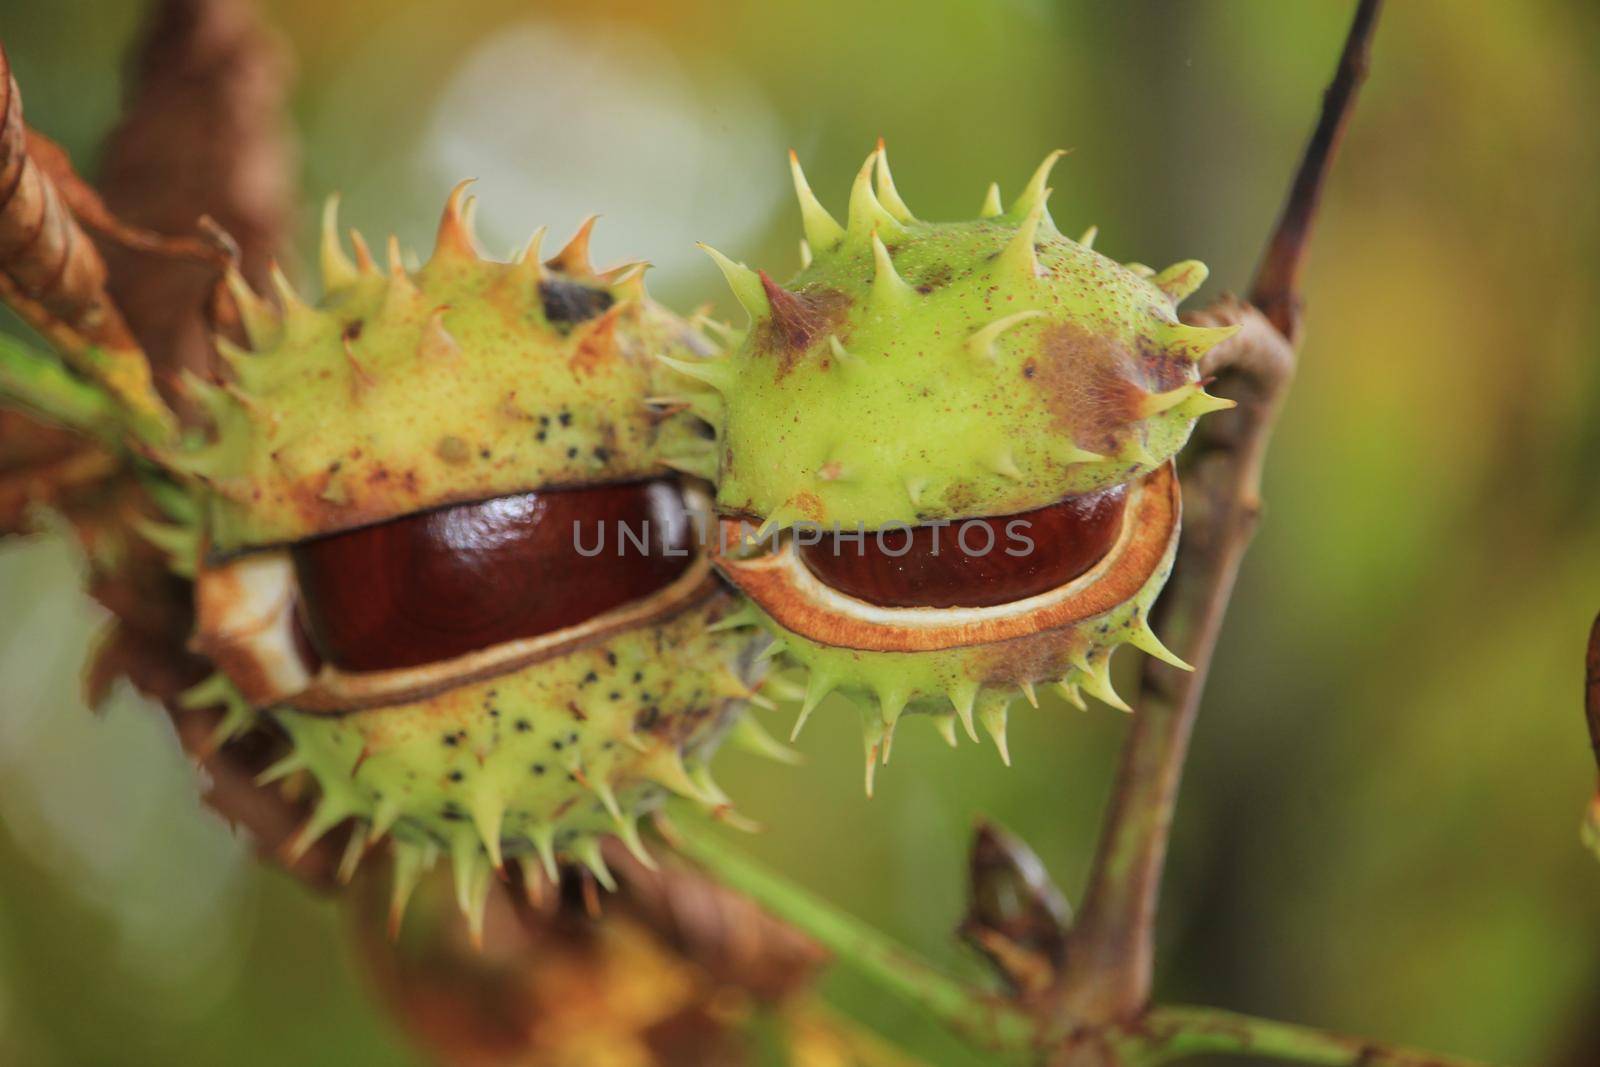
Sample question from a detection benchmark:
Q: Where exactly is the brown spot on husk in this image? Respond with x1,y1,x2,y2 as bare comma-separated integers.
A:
568,305,624,377
1133,332,1193,393
1030,322,1146,452
913,262,953,294
969,629,1085,688
754,274,849,375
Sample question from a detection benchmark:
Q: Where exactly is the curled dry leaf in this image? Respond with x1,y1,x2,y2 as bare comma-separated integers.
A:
0,408,115,537
0,45,172,441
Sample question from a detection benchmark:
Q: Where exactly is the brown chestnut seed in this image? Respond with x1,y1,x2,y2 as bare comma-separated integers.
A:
797,487,1127,609
292,479,693,673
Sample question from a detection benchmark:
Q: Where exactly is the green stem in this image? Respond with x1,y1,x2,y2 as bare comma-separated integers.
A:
673,821,1038,1055
134,463,201,525
1127,1005,1496,1067
0,332,122,442
676,824,1503,1067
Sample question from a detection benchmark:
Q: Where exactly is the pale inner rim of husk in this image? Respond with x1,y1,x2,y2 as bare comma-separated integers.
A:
714,464,1178,653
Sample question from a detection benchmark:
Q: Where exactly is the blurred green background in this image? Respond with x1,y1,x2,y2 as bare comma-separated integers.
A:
1,1,1597,1064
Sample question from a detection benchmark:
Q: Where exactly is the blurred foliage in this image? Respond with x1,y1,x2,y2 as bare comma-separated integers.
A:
1,0,1597,1065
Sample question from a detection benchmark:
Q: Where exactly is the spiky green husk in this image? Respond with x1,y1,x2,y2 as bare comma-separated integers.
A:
259,591,759,935
171,190,713,552
681,148,1234,530
743,529,1179,790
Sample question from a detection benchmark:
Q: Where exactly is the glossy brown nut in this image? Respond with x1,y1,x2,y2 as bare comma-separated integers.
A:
292,479,694,672
797,487,1127,609
715,464,1178,653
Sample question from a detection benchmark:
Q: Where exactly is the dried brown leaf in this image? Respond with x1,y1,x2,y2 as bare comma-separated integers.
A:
97,0,295,399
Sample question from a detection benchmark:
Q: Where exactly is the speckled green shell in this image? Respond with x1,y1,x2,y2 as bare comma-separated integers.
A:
666,147,1235,531
267,590,761,929
674,147,1229,783
142,188,774,938
167,186,711,553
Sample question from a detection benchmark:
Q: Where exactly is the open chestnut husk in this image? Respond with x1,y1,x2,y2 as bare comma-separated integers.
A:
172,189,771,940
662,145,1234,788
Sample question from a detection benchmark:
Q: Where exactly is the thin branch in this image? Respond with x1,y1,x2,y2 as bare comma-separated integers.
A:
1053,303,1295,1028
1052,0,1384,1030
1250,0,1384,345
1586,613,1600,776
1128,1005,1493,1067
1583,613,1600,857
673,821,1039,1055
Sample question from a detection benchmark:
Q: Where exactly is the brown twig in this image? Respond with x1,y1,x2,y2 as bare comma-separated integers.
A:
1131,1004,1493,1067
1249,0,1383,346
1582,613,1600,856
1052,303,1295,1030
1586,613,1600,777
1050,0,1383,1032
